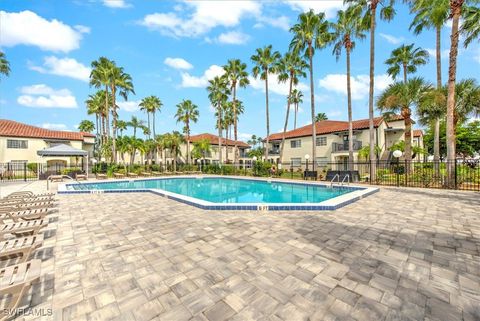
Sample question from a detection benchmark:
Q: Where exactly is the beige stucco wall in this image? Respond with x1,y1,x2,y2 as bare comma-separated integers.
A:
0,136,94,165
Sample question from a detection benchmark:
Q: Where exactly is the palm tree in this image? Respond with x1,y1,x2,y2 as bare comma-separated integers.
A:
289,89,304,130
207,76,230,164
0,51,10,79
332,7,367,166
154,134,167,170
90,57,114,144
127,116,145,139
139,96,162,138
453,79,480,126
385,44,429,83
175,100,199,165
165,131,184,172
277,51,308,163
461,4,480,48
116,120,127,137
290,10,332,169
251,45,281,162
78,120,95,133
85,91,105,139
223,59,250,165
192,138,212,166
444,0,478,185
377,77,432,161
315,113,329,122
110,65,134,162
344,0,396,174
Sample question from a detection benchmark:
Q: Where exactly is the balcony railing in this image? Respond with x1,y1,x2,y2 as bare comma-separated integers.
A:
269,149,280,155
332,141,362,153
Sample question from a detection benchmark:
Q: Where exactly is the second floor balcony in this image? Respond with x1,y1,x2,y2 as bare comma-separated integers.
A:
332,140,362,153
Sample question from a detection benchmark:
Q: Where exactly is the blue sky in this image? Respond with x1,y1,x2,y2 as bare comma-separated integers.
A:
1,0,479,141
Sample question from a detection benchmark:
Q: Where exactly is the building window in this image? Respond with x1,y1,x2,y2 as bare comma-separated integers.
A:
290,140,301,148
290,158,301,167
7,139,28,149
316,137,327,146
316,157,328,166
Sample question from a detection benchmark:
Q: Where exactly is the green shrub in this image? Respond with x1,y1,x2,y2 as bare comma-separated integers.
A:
252,161,271,177
27,163,38,173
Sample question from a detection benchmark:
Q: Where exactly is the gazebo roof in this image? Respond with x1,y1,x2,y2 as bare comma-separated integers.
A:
37,144,88,157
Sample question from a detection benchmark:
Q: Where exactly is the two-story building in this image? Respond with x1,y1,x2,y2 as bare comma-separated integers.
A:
265,115,423,167
0,119,95,169
174,133,251,165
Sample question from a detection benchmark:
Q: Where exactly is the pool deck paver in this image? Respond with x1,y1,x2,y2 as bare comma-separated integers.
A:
3,181,480,321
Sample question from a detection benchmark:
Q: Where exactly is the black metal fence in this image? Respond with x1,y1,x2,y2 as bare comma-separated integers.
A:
0,163,86,182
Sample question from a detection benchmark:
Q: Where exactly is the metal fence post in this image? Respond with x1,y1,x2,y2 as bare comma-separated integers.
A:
24,163,27,181
454,160,458,190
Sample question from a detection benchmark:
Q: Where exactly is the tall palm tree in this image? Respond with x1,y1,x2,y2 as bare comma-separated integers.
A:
461,4,480,48
154,134,167,170
223,59,250,165
277,51,308,163
139,96,162,138
78,120,95,133
289,89,304,130
446,0,480,187
207,76,230,164
290,10,332,169
175,100,199,165
0,51,10,79
409,0,450,166
192,139,212,165
110,65,134,162
332,7,367,166
377,77,432,161
116,120,127,137
251,45,281,162
344,0,395,173
127,116,145,139
90,57,114,144
85,91,104,139
385,44,429,83
453,79,480,126
221,102,235,160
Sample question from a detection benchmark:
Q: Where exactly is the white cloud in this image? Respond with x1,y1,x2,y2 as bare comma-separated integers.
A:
216,31,250,45
74,25,91,34
285,0,345,18
17,84,77,108
426,48,450,59
238,133,253,141
41,123,68,130
139,1,260,38
249,74,309,96
181,65,225,88
255,15,290,31
379,33,404,45
0,10,85,52
117,100,140,112
164,57,193,70
103,0,131,8
318,74,393,100
29,56,91,82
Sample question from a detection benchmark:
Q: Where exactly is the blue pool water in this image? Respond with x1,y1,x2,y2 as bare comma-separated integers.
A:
69,177,354,204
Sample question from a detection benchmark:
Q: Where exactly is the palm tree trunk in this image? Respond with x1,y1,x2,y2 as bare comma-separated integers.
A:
111,85,117,163
404,114,413,162
446,0,463,187
186,123,190,165
104,86,110,141
403,63,407,83
369,1,378,181
434,25,442,174
280,76,294,164
133,126,137,139
434,117,440,164
346,46,354,169
218,103,223,164
294,103,298,130
436,26,442,87
264,72,270,162
147,113,151,139
308,43,316,171
152,111,156,137
233,84,238,166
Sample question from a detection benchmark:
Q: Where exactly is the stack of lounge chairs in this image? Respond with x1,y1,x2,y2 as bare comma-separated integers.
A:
0,191,56,319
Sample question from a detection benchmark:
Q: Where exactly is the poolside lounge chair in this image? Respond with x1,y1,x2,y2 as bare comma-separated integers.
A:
113,173,125,179
75,173,87,180
0,234,43,263
95,173,107,180
174,171,185,175
0,260,41,320
6,192,55,199
2,195,54,203
48,175,63,182
0,201,55,212
127,173,138,178
0,220,47,240
140,172,152,177
151,171,161,176
0,208,50,224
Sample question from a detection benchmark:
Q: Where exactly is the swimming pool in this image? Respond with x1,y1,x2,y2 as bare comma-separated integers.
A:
60,176,378,211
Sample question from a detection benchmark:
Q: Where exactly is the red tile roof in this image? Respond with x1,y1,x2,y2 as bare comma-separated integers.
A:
413,129,423,137
0,119,95,141
189,133,250,148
